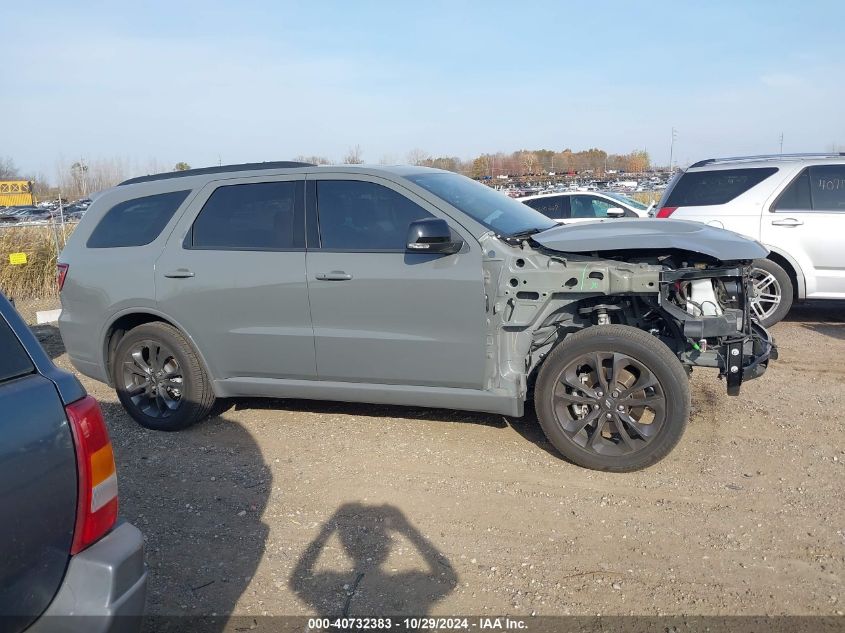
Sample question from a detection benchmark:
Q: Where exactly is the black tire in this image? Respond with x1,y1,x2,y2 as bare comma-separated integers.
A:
534,325,690,472
112,321,217,431
750,259,793,327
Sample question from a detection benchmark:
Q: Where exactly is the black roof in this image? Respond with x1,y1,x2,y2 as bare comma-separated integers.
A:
118,161,315,186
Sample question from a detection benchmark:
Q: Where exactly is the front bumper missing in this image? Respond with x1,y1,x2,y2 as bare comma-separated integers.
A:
722,320,777,396
659,265,777,395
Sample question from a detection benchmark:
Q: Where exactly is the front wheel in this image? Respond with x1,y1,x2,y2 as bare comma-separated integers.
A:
112,322,217,431
534,325,690,472
749,259,793,327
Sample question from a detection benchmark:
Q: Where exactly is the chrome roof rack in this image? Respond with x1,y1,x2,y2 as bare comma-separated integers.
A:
118,161,315,186
690,152,845,168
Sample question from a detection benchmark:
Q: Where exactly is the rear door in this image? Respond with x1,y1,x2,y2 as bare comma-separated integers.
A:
0,311,77,631
305,174,486,388
155,175,317,380
761,164,845,298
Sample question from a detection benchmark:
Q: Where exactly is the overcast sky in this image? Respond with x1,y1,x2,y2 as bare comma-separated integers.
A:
2,0,844,179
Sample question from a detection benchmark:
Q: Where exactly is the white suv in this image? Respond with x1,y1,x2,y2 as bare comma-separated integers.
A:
655,153,845,326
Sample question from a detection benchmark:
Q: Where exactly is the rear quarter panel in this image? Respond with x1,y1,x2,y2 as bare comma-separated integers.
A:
672,166,799,241
59,183,201,381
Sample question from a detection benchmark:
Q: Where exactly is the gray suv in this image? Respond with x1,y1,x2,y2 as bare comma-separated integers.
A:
59,162,775,472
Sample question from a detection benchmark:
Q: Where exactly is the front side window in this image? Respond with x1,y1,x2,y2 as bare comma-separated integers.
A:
773,169,811,211
191,181,303,250
666,168,778,207
809,165,845,211
523,196,571,220
317,180,433,250
569,195,621,218
87,190,190,248
605,191,648,211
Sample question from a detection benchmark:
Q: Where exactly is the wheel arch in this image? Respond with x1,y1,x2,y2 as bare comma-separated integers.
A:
763,247,805,300
102,309,218,392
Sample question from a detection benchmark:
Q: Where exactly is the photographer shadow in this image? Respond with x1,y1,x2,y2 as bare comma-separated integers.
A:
290,503,457,617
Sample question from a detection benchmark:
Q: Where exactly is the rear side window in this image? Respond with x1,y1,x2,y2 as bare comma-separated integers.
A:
523,196,570,219
0,316,34,383
317,180,433,250
190,181,304,250
666,168,778,207
87,191,190,248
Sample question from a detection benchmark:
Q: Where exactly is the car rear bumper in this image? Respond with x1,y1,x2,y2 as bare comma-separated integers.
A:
28,522,147,633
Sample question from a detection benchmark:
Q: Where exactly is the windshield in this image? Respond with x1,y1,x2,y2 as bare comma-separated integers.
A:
406,173,556,236
604,191,648,211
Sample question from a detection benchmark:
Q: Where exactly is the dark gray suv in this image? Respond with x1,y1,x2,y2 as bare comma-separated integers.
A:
58,162,775,471
0,293,146,632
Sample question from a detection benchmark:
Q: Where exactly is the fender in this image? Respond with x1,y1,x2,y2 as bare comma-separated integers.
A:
99,307,221,395
762,244,807,299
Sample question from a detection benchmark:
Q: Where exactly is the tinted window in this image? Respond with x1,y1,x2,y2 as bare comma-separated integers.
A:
406,173,556,236
774,169,811,211
317,180,433,250
191,181,303,250
87,190,190,248
666,168,778,207
0,316,34,383
809,165,845,211
523,196,570,219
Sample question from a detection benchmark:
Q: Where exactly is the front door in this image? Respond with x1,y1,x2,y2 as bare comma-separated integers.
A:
155,176,317,380
305,175,486,389
762,165,845,298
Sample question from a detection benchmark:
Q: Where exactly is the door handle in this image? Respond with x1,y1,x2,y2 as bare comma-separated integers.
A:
315,271,353,281
163,268,195,278
771,218,804,227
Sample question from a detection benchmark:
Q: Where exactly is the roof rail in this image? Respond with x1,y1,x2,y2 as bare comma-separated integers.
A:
690,152,845,169
118,161,316,186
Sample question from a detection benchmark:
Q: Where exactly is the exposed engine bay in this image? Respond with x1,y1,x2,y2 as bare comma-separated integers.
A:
479,233,777,401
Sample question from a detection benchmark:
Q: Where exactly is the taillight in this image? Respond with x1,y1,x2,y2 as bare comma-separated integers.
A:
656,206,678,218
57,263,69,291
65,395,118,554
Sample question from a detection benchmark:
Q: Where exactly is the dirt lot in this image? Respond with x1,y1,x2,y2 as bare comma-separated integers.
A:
20,300,845,621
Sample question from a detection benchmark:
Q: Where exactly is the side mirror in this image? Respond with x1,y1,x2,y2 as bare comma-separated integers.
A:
606,207,625,218
406,218,463,255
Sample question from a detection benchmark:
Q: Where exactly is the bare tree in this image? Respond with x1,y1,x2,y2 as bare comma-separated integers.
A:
294,155,332,165
343,145,364,164
0,157,19,179
406,148,430,166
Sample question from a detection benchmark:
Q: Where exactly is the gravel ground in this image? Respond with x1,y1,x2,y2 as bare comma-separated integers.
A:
18,299,845,621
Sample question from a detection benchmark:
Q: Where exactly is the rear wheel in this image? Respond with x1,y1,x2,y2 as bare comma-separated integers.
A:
112,322,217,431
749,259,793,327
534,325,690,472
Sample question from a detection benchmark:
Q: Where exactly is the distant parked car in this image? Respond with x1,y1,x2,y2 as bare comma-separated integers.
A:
0,293,147,631
520,190,652,223
656,153,845,326
1,206,51,223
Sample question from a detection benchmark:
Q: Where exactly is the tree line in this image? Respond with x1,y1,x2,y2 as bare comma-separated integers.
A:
1,146,652,202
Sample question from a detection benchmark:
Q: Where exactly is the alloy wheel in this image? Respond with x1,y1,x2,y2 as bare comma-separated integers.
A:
551,351,666,457
749,268,782,323
121,339,184,419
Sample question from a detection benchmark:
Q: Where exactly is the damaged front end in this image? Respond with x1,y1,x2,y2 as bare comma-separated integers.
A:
657,264,777,394
481,230,777,400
